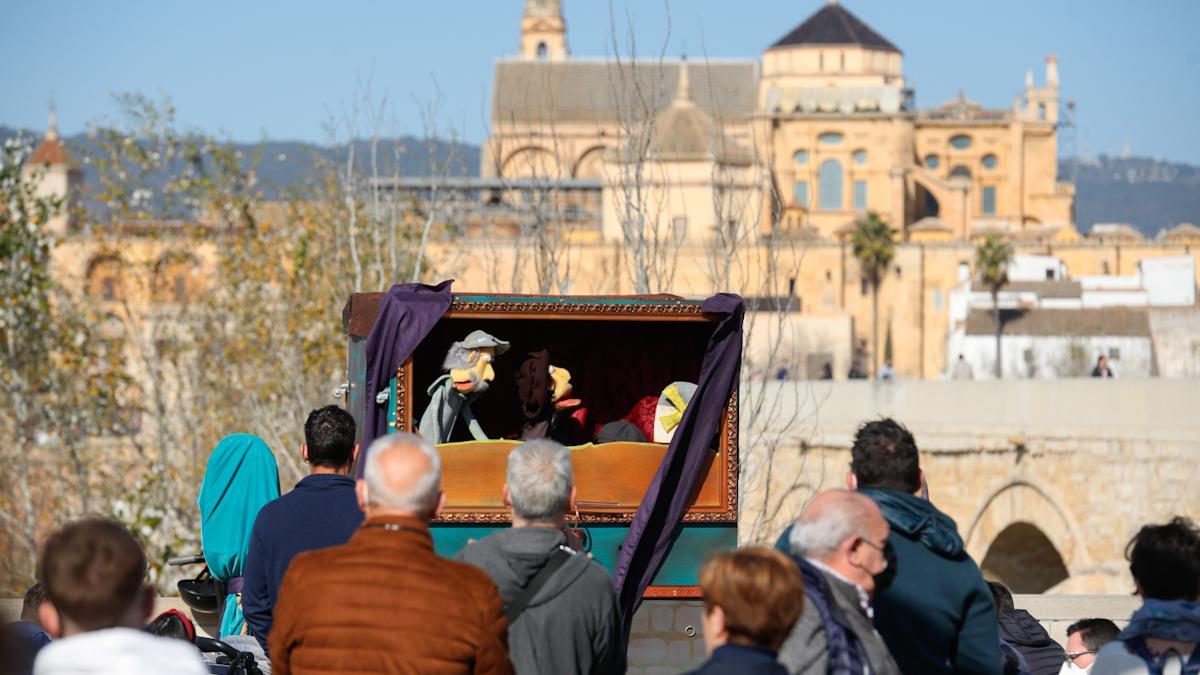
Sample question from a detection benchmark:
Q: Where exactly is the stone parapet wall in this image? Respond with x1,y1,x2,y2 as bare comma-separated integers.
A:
738,379,1200,593
1014,594,1140,646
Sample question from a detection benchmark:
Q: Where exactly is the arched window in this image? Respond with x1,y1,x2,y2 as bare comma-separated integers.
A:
924,154,940,169
793,150,809,165
536,42,548,60
982,154,998,170
950,165,972,180
86,256,125,302
950,135,973,150
818,132,844,146
153,252,202,303
818,159,843,211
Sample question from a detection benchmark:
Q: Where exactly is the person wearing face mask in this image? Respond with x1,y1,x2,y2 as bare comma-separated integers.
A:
1060,619,1119,674
779,418,1001,674
775,489,902,675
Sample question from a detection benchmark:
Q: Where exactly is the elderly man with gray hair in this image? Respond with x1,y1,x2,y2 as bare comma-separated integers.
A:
457,440,626,675
269,433,513,674
776,489,902,675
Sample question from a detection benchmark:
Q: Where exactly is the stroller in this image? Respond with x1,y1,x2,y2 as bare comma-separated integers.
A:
170,553,265,675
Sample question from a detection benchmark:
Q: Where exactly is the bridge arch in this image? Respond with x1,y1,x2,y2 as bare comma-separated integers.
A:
980,522,1070,593
964,479,1091,592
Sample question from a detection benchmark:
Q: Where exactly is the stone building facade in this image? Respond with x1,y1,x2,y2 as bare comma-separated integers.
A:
488,0,1075,240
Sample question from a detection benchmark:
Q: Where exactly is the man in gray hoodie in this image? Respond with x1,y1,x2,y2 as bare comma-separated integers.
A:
456,440,626,675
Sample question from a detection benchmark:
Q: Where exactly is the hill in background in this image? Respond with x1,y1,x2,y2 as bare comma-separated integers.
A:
1063,156,1200,236
5,125,1196,237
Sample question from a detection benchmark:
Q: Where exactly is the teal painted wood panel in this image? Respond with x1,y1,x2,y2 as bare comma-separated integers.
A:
431,524,736,586
346,336,367,442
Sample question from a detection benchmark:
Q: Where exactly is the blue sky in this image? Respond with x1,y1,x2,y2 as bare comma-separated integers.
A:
3,1,1198,163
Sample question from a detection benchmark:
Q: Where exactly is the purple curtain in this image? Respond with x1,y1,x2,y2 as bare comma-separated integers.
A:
360,280,454,476
613,293,744,626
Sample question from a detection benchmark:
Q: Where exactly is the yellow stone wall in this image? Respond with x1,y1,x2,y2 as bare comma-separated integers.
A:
436,239,1200,379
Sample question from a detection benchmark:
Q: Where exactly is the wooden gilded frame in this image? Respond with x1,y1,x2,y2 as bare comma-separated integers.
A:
389,297,739,525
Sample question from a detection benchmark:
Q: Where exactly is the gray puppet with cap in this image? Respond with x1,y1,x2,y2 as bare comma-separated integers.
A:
418,329,510,444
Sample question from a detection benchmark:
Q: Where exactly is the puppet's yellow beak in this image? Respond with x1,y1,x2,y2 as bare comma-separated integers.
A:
549,365,573,402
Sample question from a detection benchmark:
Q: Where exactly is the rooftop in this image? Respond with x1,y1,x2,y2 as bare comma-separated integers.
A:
969,280,1083,300
965,308,1151,338
768,2,900,53
492,59,758,124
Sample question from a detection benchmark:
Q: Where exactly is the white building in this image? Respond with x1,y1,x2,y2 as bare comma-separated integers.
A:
946,254,1197,378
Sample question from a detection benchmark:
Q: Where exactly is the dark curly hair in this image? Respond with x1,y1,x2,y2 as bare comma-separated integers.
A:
304,405,357,469
849,418,921,493
1126,516,1200,601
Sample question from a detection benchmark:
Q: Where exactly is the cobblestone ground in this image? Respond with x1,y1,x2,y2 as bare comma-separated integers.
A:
626,600,707,674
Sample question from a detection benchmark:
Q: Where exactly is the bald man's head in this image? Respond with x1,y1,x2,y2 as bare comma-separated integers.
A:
789,489,891,594
358,433,442,520
790,489,887,560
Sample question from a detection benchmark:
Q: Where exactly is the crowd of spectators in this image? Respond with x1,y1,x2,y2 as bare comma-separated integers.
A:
2,414,1197,675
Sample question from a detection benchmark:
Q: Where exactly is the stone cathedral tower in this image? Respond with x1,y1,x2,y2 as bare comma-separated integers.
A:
520,0,568,60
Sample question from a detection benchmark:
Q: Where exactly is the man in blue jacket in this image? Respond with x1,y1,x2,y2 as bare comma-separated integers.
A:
242,405,364,651
779,418,1001,674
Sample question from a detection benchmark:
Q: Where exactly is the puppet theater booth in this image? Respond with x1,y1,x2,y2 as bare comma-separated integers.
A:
344,286,742,665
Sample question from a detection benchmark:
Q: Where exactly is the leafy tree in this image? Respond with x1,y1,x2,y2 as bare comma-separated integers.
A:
0,136,129,588
850,211,895,376
975,234,1014,378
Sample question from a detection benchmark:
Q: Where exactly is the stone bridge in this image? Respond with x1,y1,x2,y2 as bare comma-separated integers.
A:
738,378,1200,594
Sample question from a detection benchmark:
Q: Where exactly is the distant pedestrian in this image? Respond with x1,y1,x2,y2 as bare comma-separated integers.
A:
456,440,625,675
848,359,867,379
953,354,976,380
685,547,806,675
1091,517,1200,675
776,489,901,675
32,518,207,675
877,360,896,381
242,405,363,652
989,581,1062,675
269,432,513,675
1061,619,1119,673
1091,355,1114,378
819,363,833,380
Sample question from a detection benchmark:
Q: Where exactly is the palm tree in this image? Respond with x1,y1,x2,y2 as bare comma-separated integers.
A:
850,212,895,377
975,234,1014,378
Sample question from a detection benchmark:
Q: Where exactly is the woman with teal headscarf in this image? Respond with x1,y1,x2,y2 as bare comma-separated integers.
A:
198,433,280,638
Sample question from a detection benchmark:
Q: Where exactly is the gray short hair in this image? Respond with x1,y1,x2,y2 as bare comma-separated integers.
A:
507,440,572,522
363,432,441,513
789,490,877,560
